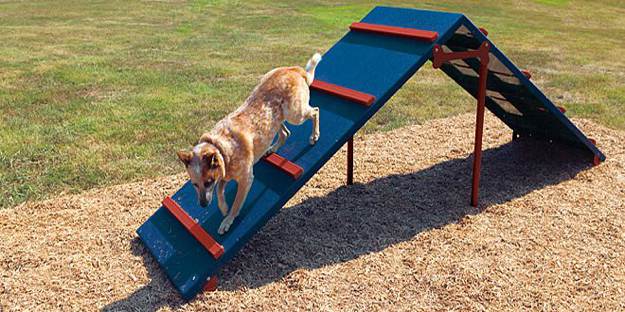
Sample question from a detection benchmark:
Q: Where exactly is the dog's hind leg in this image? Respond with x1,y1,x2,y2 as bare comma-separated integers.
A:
305,106,320,145
216,180,229,216
218,171,254,235
285,76,320,145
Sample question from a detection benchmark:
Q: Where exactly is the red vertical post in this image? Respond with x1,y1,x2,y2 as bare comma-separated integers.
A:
432,40,491,207
203,276,218,292
347,136,354,185
471,44,490,207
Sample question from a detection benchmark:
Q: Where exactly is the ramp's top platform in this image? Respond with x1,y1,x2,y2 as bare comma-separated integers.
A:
138,6,604,300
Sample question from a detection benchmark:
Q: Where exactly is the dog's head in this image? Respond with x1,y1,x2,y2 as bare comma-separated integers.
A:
177,143,226,207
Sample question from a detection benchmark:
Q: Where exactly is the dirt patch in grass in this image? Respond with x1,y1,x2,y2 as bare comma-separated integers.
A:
1,113,624,311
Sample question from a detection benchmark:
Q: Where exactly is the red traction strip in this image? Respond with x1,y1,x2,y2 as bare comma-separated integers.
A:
162,196,224,259
310,80,376,107
263,153,304,179
350,22,439,42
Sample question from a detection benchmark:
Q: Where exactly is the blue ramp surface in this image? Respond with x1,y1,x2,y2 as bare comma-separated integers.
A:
138,6,604,300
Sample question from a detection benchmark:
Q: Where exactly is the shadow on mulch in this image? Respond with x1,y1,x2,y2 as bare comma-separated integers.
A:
102,138,594,311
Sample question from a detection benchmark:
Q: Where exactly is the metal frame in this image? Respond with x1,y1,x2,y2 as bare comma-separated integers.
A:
458,17,605,163
432,41,490,207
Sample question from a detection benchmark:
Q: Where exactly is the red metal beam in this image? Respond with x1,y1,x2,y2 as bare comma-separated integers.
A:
310,80,376,106
349,22,439,42
432,41,490,69
263,152,304,179
479,27,489,36
432,41,490,207
162,197,224,259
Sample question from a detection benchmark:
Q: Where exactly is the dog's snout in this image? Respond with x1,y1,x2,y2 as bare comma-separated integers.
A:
198,189,209,207
197,187,213,208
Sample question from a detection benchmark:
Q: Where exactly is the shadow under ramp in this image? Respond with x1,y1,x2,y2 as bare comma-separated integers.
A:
104,138,592,308
220,139,591,290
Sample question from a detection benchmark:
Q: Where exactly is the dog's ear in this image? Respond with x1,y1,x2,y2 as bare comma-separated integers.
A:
177,150,193,166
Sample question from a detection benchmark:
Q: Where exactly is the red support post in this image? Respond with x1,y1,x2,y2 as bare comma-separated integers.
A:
593,155,601,166
203,276,219,292
432,40,490,207
471,49,490,207
347,136,354,185
588,138,601,166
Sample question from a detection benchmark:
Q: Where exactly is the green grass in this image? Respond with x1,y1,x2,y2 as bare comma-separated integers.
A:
1,0,624,209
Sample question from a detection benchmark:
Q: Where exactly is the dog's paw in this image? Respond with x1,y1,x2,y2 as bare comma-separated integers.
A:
218,216,234,235
309,133,319,145
264,146,276,157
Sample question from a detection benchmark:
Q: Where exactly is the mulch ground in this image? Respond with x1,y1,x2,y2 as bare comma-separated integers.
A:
1,113,624,311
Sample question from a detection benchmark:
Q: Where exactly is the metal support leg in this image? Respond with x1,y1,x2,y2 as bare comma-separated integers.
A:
347,136,354,185
432,40,490,208
471,58,489,207
203,275,218,292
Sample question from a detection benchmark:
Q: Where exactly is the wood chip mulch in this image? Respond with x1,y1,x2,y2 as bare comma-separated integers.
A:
1,113,624,311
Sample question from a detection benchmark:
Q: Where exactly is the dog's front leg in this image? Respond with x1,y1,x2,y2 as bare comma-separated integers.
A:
218,171,253,235
216,180,229,217
266,123,291,156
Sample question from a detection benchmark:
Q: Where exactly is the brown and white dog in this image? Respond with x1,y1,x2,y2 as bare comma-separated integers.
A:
177,53,321,234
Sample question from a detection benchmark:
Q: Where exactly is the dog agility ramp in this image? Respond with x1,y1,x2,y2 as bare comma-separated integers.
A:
137,6,604,300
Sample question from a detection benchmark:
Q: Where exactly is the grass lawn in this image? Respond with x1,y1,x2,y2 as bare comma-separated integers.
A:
1,0,624,209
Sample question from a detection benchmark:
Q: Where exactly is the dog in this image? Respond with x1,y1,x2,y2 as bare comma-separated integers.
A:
177,52,321,234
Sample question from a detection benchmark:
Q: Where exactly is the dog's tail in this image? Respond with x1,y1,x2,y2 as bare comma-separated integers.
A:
304,52,322,85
